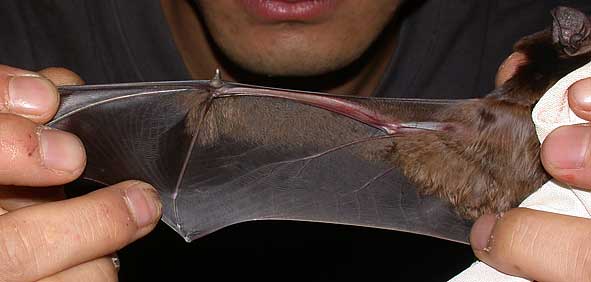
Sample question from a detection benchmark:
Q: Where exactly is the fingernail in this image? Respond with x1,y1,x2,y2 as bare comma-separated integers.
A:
544,125,591,169
470,214,499,251
38,127,86,173
123,182,162,228
8,75,58,117
571,79,591,112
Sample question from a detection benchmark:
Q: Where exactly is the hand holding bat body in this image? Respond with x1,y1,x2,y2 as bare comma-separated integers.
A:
468,79,591,282
0,66,161,282
386,7,591,219
467,8,591,282
9,5,587,281
45,7,591,244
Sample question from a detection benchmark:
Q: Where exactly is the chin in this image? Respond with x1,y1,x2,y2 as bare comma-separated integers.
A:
230,52,359,77
196,0,399,77
217,35,370,77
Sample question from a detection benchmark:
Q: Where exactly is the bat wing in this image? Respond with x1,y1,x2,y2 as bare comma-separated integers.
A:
50,81,472,244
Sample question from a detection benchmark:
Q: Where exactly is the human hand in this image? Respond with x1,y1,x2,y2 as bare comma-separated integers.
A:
469,55,591,282
0,65,162,282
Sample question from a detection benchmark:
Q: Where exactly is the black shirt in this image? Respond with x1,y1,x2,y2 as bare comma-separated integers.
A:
1,0,590,281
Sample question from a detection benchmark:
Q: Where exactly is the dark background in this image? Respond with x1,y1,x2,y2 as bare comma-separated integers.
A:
1,1,591,281
67,179,473,281
26,0,587,280
118,220,475,281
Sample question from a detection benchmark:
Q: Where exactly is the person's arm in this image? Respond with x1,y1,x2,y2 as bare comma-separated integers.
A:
0,65,162,281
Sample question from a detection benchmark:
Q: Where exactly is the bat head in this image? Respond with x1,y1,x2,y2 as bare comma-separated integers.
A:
552,6,591,56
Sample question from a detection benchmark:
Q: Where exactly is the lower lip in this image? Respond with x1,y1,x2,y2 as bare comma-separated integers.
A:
239,0,338,22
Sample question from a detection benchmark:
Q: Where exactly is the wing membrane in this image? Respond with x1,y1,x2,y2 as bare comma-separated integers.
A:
51,81,471,243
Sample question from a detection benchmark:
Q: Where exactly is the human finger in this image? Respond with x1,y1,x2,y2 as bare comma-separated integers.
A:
0,180,161,282
471,208,591,282
0,186,66,211
568,78,591,121
0,114,85,186
541,124,591,188
38,67,85,87
36,256,118,282
0,65,60,123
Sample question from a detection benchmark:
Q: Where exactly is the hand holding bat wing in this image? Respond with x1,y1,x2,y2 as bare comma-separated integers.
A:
51,78,472,243
49,6,591,244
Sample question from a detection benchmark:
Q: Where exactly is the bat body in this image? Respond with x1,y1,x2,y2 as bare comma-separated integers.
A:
50,7,591,244
391,7,591,219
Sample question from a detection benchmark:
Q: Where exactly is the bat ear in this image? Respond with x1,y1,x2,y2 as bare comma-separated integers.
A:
551,6,591,56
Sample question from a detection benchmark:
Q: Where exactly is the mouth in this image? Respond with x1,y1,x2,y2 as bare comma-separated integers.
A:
239,0,339,23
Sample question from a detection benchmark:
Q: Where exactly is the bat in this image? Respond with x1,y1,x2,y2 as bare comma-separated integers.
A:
49,6,591,244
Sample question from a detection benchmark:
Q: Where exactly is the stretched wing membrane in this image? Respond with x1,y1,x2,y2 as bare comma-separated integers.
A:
50,81,472,243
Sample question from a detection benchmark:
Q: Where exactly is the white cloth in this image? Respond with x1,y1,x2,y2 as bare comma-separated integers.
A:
449,60,591,282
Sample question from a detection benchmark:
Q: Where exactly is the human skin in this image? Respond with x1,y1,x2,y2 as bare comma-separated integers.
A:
194,0,399,76
470,54,591,282
0,1,403,280
0,66,162,282
161,0,401,96
2,1,590,281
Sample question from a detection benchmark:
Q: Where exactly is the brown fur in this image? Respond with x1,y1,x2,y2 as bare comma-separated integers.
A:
388,8,591,219
185,7,591,220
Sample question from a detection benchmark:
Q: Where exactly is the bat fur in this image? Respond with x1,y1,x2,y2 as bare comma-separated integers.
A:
389,6,591,219
186,7,591,220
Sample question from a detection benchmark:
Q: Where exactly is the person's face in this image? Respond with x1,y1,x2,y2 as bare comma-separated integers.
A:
196,0,401,77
